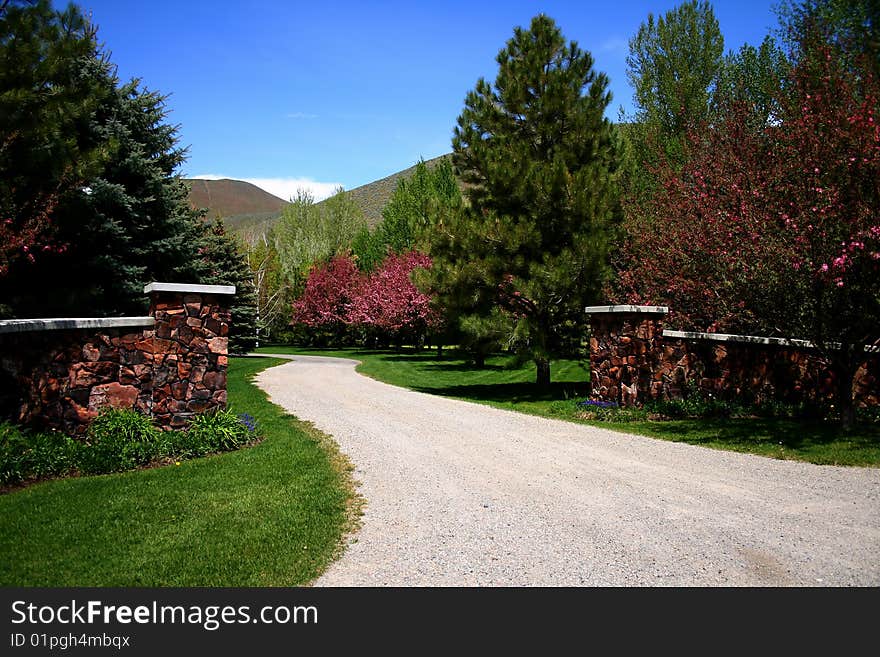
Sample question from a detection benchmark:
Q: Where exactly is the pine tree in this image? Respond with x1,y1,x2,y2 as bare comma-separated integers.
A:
429,14,620,386
0,0,110,283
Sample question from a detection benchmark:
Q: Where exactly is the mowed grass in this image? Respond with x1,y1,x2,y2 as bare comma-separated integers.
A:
256,346,880,467
0,357,358,586
256,346,591,414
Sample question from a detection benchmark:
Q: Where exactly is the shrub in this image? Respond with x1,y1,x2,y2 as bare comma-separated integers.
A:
186,409,256,453
163,429,209,460
78,408,164,475
0,422,78,485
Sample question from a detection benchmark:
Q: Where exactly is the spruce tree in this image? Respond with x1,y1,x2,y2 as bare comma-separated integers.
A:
0,59,207,316
197,219,258,354
429,14,620,386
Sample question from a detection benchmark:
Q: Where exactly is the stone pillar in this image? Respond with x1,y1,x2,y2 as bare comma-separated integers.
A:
585,305,669,407
144,282,235,429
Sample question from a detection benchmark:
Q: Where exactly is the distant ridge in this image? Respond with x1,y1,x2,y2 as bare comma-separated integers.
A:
185,154,454,236
185,178,288,233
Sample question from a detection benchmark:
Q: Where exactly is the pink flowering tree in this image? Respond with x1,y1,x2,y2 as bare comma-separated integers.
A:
616,32,880,428
291,254,362,345
349,250,439,348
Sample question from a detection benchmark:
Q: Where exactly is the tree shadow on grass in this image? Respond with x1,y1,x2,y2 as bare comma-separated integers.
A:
411,381,591,404
638,418,880,450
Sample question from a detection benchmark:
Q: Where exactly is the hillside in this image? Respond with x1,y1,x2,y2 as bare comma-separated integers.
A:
319,153,453,228
185,178,288,232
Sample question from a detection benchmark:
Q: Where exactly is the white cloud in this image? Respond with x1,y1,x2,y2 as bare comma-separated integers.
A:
191,175,343,202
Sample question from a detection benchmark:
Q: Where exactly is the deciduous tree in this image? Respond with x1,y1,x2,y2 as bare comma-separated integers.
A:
616,24,880,428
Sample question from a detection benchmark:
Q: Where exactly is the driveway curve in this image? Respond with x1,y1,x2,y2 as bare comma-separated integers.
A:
255,354,880,586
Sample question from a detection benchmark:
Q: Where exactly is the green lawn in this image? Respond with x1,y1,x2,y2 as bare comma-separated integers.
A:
0,357,359,586
256,346,880,467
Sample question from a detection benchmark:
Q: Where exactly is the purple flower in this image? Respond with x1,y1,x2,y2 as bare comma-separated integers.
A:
577,399,618,409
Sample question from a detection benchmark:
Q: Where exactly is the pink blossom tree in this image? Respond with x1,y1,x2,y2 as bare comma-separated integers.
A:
349,250,438,347
291,254,362,344
616,31,880,427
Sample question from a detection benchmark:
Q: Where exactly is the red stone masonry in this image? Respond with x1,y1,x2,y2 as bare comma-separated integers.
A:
586,305,878,408
0,282,235,435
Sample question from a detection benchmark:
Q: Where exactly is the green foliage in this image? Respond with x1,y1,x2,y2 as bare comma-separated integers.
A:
0,422,78,485
1,406,263,484
275,189,367,296
186,408,254,452
352,157,462,273
1,4,255,325
430,14,620,385
350,225,387,272
626,0,724,144
776,0,880,76
78,408,164,475
714,36,789,125
379,158,461,257
0,0,110,279
241,226,295,343
196,219,258,353
0,22,209,316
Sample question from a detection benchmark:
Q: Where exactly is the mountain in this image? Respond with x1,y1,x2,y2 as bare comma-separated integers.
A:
185,178,288,233
185,153,455,236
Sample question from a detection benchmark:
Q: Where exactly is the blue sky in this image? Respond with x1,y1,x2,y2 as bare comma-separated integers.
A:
71,0,782,201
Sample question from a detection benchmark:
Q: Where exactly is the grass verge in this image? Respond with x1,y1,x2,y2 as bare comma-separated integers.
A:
0,357,360,586
255,346,880,467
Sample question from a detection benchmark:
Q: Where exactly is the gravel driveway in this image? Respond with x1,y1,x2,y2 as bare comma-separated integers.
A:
255,354,880,586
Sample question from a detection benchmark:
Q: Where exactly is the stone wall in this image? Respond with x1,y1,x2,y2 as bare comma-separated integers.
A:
587,306,879,407
0,283,235,435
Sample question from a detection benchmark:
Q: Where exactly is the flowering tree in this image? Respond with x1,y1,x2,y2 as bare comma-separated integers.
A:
291,255,362,344
291,251,438,348
349,251,438,347
616,30,880,428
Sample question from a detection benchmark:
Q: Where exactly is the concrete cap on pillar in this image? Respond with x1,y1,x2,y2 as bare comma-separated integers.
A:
144,282,236,295
584,304,668,314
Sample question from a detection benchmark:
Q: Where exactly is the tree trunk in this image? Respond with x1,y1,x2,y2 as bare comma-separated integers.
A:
535,357,551,388
834,343,858,432
436,343,443,359
837,362,857,432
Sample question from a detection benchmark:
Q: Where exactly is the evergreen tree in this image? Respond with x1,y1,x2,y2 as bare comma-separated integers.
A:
0,0,110,282
1,1,255,337
197,220,258,354
429,14,620,386
0,58,206,316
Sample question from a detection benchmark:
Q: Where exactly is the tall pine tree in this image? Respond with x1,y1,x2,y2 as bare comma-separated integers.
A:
428,14,620,386
0,0,110,283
